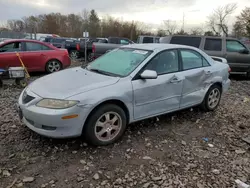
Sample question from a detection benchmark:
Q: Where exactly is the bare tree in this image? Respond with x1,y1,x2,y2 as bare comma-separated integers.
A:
207,3,237,37
235,7,250,37
190,27,204,35
163,20,177,35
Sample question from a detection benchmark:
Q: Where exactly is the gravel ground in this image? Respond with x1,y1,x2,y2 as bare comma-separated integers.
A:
0,63,250,188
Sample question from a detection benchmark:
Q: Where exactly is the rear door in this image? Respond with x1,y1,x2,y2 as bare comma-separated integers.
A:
225,39,250,73
179,49,212,108
22,42,53,71
0,41,24,69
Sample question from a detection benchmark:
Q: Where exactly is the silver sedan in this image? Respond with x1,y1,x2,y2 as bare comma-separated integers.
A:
18,44,231,146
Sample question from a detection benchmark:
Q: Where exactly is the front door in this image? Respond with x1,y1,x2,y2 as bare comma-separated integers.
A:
132,49,183,120
179,49,212,108
0,41,24,69
225,39,250,73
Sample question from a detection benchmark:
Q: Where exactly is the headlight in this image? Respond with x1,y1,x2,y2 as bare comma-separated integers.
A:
36,99,79,109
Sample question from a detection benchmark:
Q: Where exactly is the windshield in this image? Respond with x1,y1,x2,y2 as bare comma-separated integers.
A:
87,48,152,77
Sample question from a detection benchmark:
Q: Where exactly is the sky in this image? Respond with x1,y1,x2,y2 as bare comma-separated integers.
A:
0,0,249,31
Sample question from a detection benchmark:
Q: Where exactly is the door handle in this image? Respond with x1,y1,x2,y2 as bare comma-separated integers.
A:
170,77,182,83
205,71,211,75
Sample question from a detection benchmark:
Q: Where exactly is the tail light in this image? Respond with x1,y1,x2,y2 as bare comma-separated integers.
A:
228,67,231,73
76,43,80,51
92,44,96,53
64,50,69,56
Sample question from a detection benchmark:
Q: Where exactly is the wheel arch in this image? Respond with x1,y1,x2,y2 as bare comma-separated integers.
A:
83,99,130,131
45,59,62,72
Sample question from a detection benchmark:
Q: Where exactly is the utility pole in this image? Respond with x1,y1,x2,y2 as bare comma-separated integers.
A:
182,12,185,32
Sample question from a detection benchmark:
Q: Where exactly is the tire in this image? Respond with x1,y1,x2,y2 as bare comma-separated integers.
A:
0,79,3,88
83,104,127,146
15,78,28,88
201,84,222,112
87,52,94,62
45,60,62,73
69,50,79,60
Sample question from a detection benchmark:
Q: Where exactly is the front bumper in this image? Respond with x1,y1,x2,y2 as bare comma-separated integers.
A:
18,88,90,138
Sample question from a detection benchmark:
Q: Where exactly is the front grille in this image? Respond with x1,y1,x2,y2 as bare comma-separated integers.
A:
22,94,35,104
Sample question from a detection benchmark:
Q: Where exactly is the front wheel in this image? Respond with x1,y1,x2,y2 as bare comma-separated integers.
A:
201,84,222,111
83,104,127,146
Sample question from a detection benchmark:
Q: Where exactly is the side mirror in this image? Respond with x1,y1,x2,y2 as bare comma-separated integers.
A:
140,70,158,79
239,49,249,54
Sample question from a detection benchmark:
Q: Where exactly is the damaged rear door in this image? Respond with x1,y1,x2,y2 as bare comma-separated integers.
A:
179,49,212,108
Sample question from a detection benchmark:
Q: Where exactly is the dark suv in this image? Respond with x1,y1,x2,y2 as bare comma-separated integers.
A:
160,35,250,76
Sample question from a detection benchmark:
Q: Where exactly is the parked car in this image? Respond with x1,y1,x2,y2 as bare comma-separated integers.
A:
160,35,250,77
18,44,230,146
49,37,70,48
77,37,109,62
92,37,134,59
0,39,71,73
137,35,160,43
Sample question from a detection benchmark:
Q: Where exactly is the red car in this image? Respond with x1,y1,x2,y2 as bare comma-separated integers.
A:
0,39,71,73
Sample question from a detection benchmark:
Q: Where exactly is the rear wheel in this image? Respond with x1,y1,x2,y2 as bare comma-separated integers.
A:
45,60,62,73
201,84,222,111
69,50,79,60
83,104,127,146
87,52,94,62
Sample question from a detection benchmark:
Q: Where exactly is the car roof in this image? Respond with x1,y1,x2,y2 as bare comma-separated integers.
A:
161,35,237,40
121,43,198,51
3,39,45,43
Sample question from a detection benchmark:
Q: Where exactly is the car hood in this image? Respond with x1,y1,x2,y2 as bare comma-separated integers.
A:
28,67,120,99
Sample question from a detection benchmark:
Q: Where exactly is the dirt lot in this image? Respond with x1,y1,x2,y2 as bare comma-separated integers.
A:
0,65,250,188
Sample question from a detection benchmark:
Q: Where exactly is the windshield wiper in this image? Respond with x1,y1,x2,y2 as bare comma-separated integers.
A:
87,68,117,77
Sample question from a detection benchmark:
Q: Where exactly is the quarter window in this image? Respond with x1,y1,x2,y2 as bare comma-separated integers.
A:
145,50,179,75
226,40,246,52
204,38,222,51
142,37,154,43
180,50,209,70
170,36,201,48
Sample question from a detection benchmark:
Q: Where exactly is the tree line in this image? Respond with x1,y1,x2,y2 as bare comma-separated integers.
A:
0,5,249,40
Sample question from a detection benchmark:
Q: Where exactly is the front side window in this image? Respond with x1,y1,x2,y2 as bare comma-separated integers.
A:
87,48,152,77
120,39,129,45
145,50,179,75
181,50,204,70
26,42,51,51
204,38,222,51
0,42,22,53
226,40,247,52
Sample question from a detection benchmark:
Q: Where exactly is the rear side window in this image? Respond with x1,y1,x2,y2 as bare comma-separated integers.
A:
170,36,201,48
180,50,210,70
26,42,52,51
204,38,222,51
142,37,154,43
